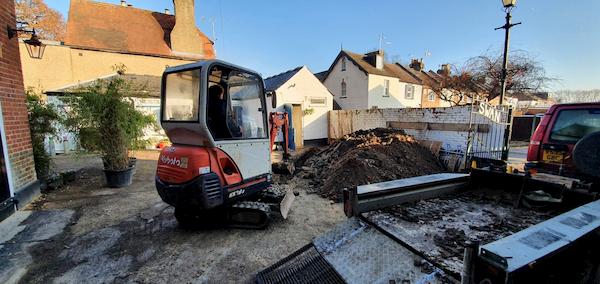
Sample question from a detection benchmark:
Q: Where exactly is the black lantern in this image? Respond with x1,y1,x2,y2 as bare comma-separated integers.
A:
502,0,517,8
7,24,46,59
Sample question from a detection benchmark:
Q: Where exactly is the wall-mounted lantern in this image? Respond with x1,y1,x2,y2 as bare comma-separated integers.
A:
7,22,46,59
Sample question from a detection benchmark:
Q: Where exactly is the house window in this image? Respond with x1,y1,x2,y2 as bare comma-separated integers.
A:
383,80,390,97
341,80,347,98
405,84,414,100
428,91,436,102
310,97,327,106
341,57,346,71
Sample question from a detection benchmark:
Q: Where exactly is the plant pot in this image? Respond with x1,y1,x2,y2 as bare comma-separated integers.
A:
104,166,134,188
129,157,137,175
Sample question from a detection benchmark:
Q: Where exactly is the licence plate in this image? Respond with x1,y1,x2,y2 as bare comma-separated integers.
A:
543,150,565,163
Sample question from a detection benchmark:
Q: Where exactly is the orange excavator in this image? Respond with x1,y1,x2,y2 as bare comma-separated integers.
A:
268,112,296,174
155,60,294,229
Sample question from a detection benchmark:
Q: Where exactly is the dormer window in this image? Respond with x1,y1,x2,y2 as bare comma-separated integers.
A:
341,57,346,71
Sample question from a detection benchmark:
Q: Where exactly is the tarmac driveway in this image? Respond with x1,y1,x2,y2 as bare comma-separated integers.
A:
0,151,344,283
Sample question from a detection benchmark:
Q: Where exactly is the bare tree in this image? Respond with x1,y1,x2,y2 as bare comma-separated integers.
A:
432,50,553,105
15,0,66,41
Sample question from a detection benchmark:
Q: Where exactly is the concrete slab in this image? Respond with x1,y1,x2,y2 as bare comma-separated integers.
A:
0,209,74,284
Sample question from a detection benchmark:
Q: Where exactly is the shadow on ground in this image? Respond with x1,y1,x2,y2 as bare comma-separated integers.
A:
0,151,344,283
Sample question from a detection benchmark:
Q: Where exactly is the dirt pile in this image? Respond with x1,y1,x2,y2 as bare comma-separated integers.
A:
296,128,445,201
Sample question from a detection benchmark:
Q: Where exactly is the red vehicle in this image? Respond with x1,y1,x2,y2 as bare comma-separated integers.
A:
527,102,600,175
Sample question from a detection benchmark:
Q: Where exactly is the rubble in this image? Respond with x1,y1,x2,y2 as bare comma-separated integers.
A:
366,189,557,275
295,128,445,201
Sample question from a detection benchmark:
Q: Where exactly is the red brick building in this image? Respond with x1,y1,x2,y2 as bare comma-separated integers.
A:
0,0,39,221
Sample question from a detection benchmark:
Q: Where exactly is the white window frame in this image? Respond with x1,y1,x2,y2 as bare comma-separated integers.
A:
340,80,347,98
428,91,436,102
383,80,390,97
405,84,414,100
309,97,327,106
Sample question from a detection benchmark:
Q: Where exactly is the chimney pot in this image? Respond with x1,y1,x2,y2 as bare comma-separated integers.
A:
437,64,451,76
365,50,385,70
120,0,127,7
165,8,171,14
409,58,424,72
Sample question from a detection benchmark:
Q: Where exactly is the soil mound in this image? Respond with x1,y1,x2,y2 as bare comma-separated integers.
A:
296,128,445,201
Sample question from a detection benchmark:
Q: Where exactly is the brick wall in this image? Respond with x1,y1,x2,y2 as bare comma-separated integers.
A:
0,0,38,192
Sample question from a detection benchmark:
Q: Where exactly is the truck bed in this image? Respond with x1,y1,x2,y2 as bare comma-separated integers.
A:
362,188,556,277
258,172,600,284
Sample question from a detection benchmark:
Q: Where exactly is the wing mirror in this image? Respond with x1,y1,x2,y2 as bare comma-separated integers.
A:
267,91,277,108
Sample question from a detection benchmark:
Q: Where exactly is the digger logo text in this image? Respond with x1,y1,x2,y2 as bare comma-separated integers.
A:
160,156,188,169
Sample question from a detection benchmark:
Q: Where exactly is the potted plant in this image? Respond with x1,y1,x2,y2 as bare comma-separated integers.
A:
26,89,60,181
62,77,155,188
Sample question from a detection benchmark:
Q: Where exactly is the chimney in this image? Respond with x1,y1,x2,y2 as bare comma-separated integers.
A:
120,0,127,7
409,58,424,72
364,50,384,70
171,0,205,56
164,8,171,15
437,64,451,76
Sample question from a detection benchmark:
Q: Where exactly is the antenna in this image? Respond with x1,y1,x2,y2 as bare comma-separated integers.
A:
378,33,392,51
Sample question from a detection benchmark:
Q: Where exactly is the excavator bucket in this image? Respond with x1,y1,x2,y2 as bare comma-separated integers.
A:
272,160,295,175
279,188,296,219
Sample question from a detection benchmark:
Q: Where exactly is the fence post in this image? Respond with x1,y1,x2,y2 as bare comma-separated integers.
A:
463,99,477,170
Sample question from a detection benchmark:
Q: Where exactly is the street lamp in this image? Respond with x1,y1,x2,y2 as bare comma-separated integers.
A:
495,0,521,105
502,0,517,8
7,23,46,59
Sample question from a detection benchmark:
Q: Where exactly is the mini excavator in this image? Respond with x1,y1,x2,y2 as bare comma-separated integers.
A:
155,60,294,229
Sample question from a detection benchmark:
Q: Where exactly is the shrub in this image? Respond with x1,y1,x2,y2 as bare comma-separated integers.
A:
26,89,60,180
62,77,156,170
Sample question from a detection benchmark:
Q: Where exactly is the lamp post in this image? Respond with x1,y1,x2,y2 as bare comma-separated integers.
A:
7,23,46,59
495,0,521,105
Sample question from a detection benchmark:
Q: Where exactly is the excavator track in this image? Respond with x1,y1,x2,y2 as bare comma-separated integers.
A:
228,201,272,229
175,198,278,230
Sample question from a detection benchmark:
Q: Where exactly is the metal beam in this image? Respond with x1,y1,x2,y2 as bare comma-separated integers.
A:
343,173,470,217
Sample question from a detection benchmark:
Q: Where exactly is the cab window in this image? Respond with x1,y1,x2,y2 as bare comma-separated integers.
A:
207,66,267,140
163,69,200,121
550,109,600,143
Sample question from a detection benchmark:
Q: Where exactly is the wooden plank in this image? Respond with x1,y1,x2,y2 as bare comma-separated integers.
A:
531,173,578,189
387,121,490,133
387,121,427,130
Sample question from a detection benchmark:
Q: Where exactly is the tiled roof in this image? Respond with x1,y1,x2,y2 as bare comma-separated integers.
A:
326,50,421,85
46,74,162,98
65,0,215,59
264,66,303,91
314,71,328,82
397,63,443,88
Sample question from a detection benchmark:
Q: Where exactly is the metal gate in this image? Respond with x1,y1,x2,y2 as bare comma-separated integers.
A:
463,98,513,168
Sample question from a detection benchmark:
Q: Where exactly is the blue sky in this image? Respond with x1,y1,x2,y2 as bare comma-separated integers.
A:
48,0,600,90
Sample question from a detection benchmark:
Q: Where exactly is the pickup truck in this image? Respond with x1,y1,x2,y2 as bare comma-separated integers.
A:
527,103,600,175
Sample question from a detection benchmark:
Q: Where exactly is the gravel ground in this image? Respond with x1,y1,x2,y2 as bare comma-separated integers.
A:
4,151,344,283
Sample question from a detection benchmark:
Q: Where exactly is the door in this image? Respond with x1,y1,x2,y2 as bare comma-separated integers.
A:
292,104,303,148
0,127,13,221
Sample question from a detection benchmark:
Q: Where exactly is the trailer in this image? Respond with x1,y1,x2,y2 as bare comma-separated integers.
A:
256,169,600,283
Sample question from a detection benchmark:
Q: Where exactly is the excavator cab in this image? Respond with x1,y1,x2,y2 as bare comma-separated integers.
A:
156,60,285,228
